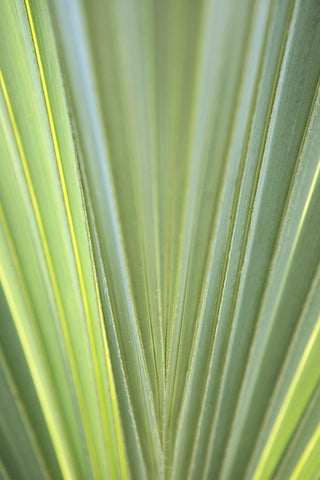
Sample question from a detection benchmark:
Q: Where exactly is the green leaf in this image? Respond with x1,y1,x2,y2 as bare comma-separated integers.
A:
0,0,127,478
0,287,61,480
1,0,319,478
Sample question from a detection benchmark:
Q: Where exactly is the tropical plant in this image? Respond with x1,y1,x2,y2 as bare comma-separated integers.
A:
0,0,320,479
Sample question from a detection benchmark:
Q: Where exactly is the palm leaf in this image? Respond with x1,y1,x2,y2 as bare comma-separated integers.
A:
0,0,319,479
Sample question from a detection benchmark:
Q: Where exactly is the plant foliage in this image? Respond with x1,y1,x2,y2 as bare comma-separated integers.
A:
0,0,320,479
